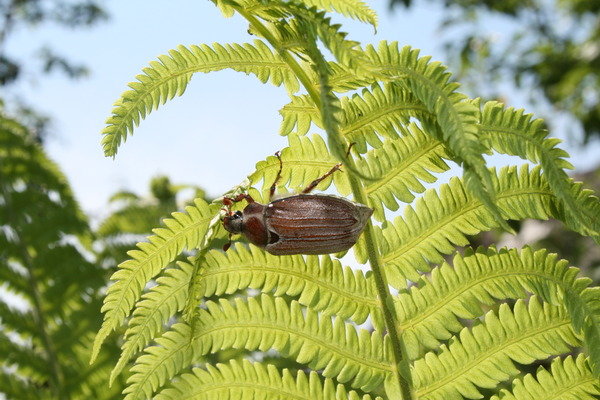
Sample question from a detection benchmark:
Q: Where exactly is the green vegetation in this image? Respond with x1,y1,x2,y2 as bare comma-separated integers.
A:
86,1,600,399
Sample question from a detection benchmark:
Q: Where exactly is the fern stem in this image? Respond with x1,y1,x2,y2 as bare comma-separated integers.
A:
235,8,413,398
23,248,67,400
1,163,67,400
235,9,323,109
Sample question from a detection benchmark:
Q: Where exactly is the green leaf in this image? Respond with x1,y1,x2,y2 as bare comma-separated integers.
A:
92,198,219,363
413,297,580,400
155,359,383,400
101,40,299,157
196,243,382,329
396,247,599,362
491,355,600,400
124,295,392,399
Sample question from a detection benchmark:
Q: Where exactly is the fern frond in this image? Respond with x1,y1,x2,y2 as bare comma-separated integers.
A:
101,40,299,157
250,133,351,197
280,84,433,152
97,204,171,237
362,42,510,231
395,246,598,360
110,262,194,383
491,355,599,400
377,164,590,287
300,0,377,28
125,295,392,399
0,370,40,400
479,100,600,238
196,242,382,329
156,359,383,400
576,287,600,375
92,198,218,363
279,95,321,136
360,122,450,221
413,297,579,400
0,301,36,337
283,3,367,74
338,83,431,151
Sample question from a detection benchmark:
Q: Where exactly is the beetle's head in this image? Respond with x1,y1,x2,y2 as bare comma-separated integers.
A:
223,210,244,234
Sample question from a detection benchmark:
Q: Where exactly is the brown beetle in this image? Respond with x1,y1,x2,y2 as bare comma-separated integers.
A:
222,152,372,255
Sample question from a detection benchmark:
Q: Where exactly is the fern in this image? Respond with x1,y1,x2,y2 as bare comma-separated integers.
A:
0,114,125,399
478,100,600,238
101,40,302,157
413,297,579,400
110,262,194,383
377,165,595,286
491,355,600,400
300,0,377,28
92,2,600,400
359,122,450,221
396,246,600,361
156,359,383,399
125,295,392,399
280,83,433,152
250,133,351,197
196,243,382,329
91,198,220,362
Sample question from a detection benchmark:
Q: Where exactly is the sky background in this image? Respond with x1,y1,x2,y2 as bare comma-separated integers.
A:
5,0,600,222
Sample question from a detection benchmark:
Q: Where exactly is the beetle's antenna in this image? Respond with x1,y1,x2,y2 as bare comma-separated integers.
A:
269,151,284,201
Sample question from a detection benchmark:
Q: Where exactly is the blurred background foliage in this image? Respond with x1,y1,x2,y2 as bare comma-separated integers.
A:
1,0,599,398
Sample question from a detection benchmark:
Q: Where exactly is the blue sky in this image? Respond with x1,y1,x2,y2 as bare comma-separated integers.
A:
6,0,600,220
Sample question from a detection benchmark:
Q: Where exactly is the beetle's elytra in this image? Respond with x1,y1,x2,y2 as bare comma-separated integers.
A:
222,151,373,255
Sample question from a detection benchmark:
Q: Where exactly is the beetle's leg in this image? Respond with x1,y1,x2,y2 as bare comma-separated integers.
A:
301,163,342,194
269,151,284,201
224,193,255,205
300,143,354,194
223,233,233,251
345,142,355,158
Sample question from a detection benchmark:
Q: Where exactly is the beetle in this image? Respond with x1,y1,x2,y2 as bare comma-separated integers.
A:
222,151,373,255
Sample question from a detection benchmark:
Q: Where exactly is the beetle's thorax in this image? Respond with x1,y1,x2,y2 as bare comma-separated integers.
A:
239,202,270,247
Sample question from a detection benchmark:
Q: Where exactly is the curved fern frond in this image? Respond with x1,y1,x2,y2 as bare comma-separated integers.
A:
300,0,377,28
491,355,599,400
280,94,320,136
285,3,367,74
196,243,382,329
125,295,392,399
155,359,383,400
577,287,600,375
110,262,194,383
362,42,509,231
280,83,431,153
101,40,300,157
413,297,580,400
360,123,450,221
92,198,219,363
395,246,598,361
250,133,351,197
479,100,600,238
377,164,592,287
339,83,431,151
